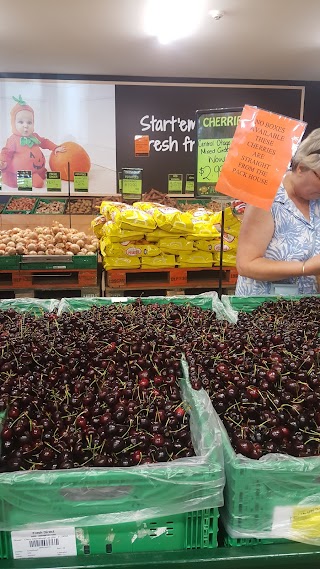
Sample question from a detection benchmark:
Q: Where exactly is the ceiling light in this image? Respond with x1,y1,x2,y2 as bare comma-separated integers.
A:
208,9,225,20
145,0,206,44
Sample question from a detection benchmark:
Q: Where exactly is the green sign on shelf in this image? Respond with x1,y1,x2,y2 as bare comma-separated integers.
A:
74,172,89,192
122,168,143,200
46,171,62,191
17,170,32,191
185,174,195,195
168,174,183,194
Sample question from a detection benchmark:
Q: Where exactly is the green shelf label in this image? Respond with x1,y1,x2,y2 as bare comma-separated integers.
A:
185,174,195,195
168,174,183,194
46,171,62,191
122,168,143,200
17,170,32,191
74,172,89,192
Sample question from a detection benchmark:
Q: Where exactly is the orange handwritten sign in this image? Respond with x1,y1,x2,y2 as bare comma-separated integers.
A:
215,105,306,210
135,135,150,157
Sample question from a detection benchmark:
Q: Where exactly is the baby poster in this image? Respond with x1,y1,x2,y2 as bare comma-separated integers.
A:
0,80,117,195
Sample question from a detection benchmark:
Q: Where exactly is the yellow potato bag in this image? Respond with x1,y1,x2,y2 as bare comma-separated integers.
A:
188,220,220,239
145,229,181,242
91,215,106,239
101,238,160,258
110,206,156,232
103,256,141,270
102,222,144,243
176,251,213,267
141,254,176,268
194,239,219,252
158,237,194,254
134,202,193,233
212,251,237,266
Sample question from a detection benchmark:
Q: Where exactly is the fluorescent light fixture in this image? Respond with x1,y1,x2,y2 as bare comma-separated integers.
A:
145,0,206,44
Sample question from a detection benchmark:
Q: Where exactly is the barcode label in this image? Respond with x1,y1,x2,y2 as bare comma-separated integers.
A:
11,527,76,559
29,537,60,548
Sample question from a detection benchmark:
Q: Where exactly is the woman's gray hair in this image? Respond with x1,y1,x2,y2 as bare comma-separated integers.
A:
291,128,320,171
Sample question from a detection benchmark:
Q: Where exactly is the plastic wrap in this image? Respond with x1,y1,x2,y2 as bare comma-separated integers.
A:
58,291,226,319
219,413,320,545
0,298,59,315
219,294,320,545
0,359,224,530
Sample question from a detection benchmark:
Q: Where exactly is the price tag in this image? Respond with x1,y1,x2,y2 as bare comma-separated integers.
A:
168,174,183,194
122,168,143,200
74,172,89,192
11,527,77,559
185,174,195,195
46,171,62,191
17,170,32,190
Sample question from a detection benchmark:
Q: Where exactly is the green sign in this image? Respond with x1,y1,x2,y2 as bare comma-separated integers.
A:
195,108,242,197
168,174,183,194
185,174,195,195
74,172,89,192
117,171,122,193
17,170,32,190
46,171,61,191
122,168,143,200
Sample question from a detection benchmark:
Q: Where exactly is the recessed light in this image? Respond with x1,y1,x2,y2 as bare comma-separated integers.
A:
209,9,225,20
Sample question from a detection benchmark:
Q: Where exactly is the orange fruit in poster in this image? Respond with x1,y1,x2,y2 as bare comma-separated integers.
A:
49,141,91,181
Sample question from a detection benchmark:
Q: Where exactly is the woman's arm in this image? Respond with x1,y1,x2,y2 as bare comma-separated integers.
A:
236,205,306,281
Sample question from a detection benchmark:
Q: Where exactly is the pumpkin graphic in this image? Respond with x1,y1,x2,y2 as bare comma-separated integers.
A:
49,141,91,181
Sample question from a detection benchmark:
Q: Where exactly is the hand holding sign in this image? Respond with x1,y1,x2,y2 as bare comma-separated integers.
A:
215,105,306,210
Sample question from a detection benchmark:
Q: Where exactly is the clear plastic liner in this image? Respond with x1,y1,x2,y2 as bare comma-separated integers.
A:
58,291,226,319
0,298,59,314
219,294,320,546
0,358,224,530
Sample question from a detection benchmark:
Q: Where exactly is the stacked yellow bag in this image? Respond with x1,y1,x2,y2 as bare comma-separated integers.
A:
134,202,193,234
176,251,213,268
99,202,156,269
210,207,242,267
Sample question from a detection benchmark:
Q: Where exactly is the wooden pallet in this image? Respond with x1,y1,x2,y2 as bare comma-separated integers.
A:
0,268,97,290
105,266,237,290
0,286,101,299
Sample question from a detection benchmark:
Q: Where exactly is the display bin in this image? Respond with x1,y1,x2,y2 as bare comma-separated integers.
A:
19,253,98,271
34,197,67,215
218,295,320,545
3,196,37,214
0,294,224,532
0,256,21,270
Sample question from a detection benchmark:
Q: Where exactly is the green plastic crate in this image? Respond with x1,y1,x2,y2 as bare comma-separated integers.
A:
20,254,97,270
0,256,21,270
34,197,67,214
0,509,218,560
219,295,320,541
3,196,37,214
0,369,224,530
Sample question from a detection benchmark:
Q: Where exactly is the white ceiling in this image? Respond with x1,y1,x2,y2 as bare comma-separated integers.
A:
1,0,320,82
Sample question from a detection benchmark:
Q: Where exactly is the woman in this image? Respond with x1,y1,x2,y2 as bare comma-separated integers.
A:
236,128,320,296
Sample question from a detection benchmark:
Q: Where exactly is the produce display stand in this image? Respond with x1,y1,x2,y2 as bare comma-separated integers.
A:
0,255,100,298
103,267,237,297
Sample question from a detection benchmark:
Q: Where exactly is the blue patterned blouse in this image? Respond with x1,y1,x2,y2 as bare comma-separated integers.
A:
235,185,320,296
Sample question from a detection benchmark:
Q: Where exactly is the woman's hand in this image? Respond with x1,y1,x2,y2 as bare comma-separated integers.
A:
0,160,7,170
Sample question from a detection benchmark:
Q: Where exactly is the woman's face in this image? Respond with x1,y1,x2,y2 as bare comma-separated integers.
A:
293,166,320,201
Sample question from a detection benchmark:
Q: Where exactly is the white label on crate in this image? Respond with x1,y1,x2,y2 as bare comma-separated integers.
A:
11,527,77,559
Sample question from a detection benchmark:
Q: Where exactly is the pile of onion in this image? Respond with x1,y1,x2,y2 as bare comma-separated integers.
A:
0,223,99,256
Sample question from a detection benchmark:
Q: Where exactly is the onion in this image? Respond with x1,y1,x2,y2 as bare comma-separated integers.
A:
70,244,80,254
